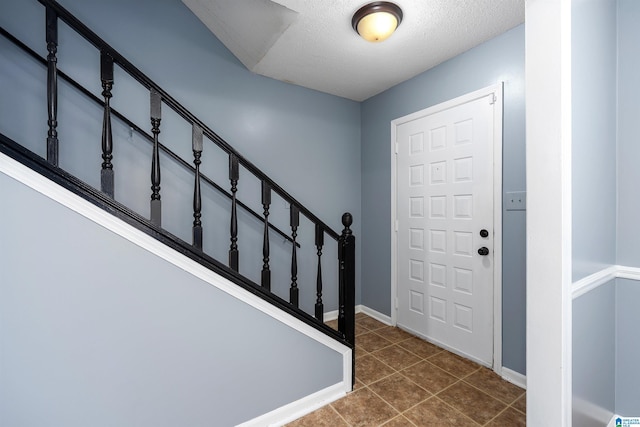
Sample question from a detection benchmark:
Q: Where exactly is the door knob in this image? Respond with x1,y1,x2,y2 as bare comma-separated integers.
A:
478,247,489,256
480,229,489,238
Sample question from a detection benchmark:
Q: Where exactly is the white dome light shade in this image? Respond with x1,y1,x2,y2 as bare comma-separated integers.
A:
352,2,403,43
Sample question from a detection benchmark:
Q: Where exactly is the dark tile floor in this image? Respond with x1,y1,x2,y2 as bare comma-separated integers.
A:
287,313,526,426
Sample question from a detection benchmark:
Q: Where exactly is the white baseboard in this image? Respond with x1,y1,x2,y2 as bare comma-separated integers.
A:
236,382,347,427
573,396,615,426
607,415,619,427
323,310,338,321
324,305,393,325
501,367,527,390
357,304,392,325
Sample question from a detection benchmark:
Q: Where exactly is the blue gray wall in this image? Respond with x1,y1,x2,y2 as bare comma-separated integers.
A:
0,171,343,426
572,279,640,422
617,0,640,267
615,0,640,416
572,278,640,422
571,0,617,282
570,0,617,423
0,0,362,312
616,279,640,416
572,0,640,421
572,281,616,427
361,25,526,374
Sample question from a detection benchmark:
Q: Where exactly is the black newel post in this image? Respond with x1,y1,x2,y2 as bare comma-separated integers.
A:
229,153,239,271
192,124,203,249
338,213,355,342
338,212,355,386
261,181,271,290
149,89,162,226
315,223,324,321
289,204,299,307
100,51,114,197
45,6,59,166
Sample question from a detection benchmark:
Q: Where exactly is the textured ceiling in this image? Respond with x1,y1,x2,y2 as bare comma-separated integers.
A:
182,0,525,101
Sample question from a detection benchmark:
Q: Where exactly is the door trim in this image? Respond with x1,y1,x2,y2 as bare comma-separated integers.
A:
390,83,503,373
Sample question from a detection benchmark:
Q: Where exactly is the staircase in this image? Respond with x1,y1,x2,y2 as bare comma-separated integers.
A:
0,0,355,425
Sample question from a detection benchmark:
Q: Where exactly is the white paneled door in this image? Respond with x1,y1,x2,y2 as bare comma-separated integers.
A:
394,90,498,367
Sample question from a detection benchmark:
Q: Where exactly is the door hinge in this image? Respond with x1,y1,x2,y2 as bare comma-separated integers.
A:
489,94,497,105
395,142,399,154
395,220,399,232
395,297,399,309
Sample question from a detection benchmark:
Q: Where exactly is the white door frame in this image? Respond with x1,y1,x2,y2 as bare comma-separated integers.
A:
390,83,503,373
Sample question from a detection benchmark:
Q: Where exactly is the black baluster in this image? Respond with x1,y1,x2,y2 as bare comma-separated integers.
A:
338,212,356,387
150,89,162,226
290,204,299,307
100,51,114,197
192,124,203,249
46,6,58,166
261,181,271,290
315,224,324,321
229,153,239,271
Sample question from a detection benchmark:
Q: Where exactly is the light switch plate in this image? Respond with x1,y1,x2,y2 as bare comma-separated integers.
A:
505,191,526,210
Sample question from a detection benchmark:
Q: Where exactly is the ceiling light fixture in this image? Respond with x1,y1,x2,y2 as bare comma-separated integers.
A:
352,2,403,43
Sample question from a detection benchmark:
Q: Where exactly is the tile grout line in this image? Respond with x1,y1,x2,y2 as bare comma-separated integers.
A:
432,377,515,426
396,341,444,359
460,377,525,407
414,358,479,383
508,395,527,416
380,412,420,427
364,376,431,416
334,384,401,427
386,385,436,415
326,402,354,427
481,404,512,426
358,331,396,352
421,393,484,426
367,348,424,374
432,377,464,399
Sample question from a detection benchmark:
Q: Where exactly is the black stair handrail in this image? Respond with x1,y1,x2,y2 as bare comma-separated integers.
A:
37,0,340,242
0,26,299,248
2,0,355,362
